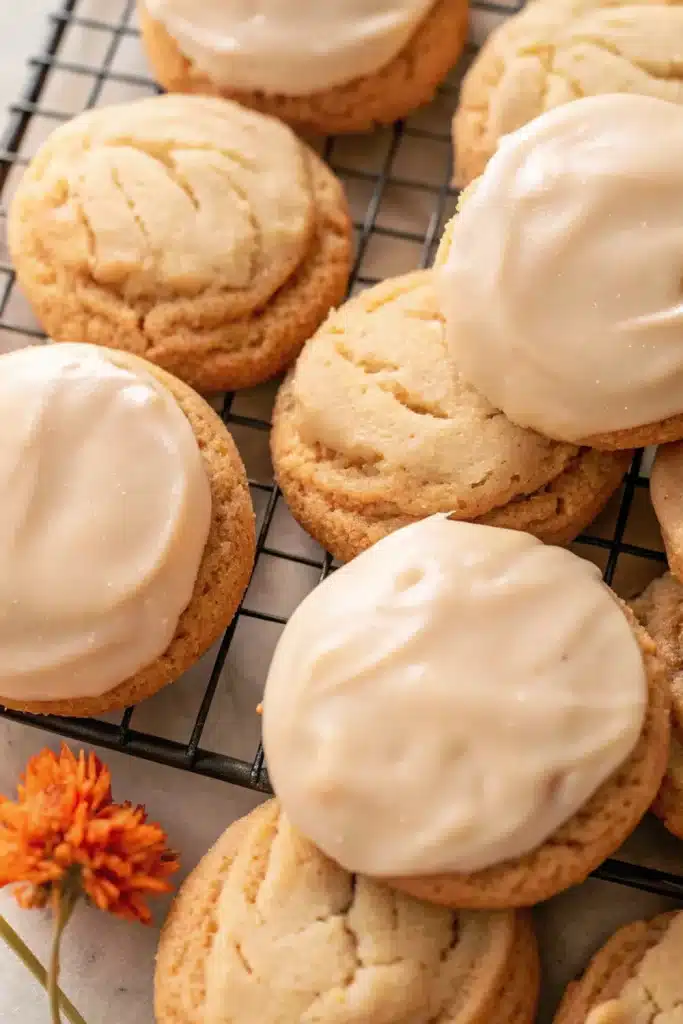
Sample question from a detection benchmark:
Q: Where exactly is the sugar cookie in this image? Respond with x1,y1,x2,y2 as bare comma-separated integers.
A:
272,272,630,563
631,570,683,839
0,344,254,717
453,0,683,186
263,517,669,908
439,95,683,450
139,0,469,135
155,800,540,1024
553,912,683,1024
8,95,351,393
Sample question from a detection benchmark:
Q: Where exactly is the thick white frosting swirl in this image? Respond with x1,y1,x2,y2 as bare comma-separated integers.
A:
263,515,646,876
145,0,435,95
0,344,211,702
438,94,683,442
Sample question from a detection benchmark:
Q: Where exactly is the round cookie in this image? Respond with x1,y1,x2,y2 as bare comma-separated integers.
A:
138,0,469,136
387,609,668,908
553,911,683,1024
7,94,352,394
263,515,670,909
271,271,630,563
453,0,683,187
1,345,255,718
438,95,683,451
650,443,683,582
630,570,683,839
155,800,540,1024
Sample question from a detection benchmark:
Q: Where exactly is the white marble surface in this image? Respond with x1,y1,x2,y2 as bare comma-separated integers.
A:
0,3,681,1024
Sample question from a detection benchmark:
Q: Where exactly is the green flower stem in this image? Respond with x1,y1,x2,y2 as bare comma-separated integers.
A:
0,911,87,1024
48,887,80,1024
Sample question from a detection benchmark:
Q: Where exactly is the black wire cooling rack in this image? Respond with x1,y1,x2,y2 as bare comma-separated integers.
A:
0,0,681,902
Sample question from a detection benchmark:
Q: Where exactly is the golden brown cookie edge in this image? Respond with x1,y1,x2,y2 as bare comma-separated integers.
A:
154,799,538,1024
628,570,683,840
9,131,352,393
155,803,268,1024
650,443,683,582
272,379,630,564
138,0,469,135
451,31,505,187
552,912,678,1024
0,348,256,717
384,610,670,909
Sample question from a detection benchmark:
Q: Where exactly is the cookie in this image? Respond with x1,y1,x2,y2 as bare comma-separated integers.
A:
553,911,683,1024
7,94,352,394
271,271,630,563
630,570,683,839
155,800,540,1024
439,95,683,451
453,0,683,187
0,345,255,718
389,610,668,908
263,515,670,909
650,443,683,582
139,0,469,136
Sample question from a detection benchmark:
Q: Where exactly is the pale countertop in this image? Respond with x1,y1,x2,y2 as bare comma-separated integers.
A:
1,3,683,1024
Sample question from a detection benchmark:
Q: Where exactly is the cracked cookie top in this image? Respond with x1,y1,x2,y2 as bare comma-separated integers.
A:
274,271,578,522
8,94,315,313
554,912,683,1024
454,0,683,186
175,801,523,1024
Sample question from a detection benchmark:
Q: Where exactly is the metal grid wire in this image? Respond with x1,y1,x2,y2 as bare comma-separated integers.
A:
0,0,681,901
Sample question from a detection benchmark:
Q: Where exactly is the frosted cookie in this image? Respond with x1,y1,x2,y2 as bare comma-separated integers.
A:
0,343,255,718
438,95,683,451
155,800,540,1024
8,94,351,394
263,516,670,909
138,0,469,135
650,443,683,582
631,571,683,839
553,911,683,1024
271,272,630,563
453,0,683,187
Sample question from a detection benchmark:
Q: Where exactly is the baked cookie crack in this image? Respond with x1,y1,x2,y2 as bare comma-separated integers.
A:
333,340,451,420
455,1,683,185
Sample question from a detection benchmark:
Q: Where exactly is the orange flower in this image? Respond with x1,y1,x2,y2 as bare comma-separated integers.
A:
0,745,178,923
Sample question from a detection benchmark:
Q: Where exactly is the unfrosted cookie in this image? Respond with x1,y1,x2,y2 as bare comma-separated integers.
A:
155,800,540,1024
453,0,683,187
0,344,255,718
139,0,469,135
271,271,630,563
8,94,351,394
650,443,683,582
553,911,683,1024
630,570,683,839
